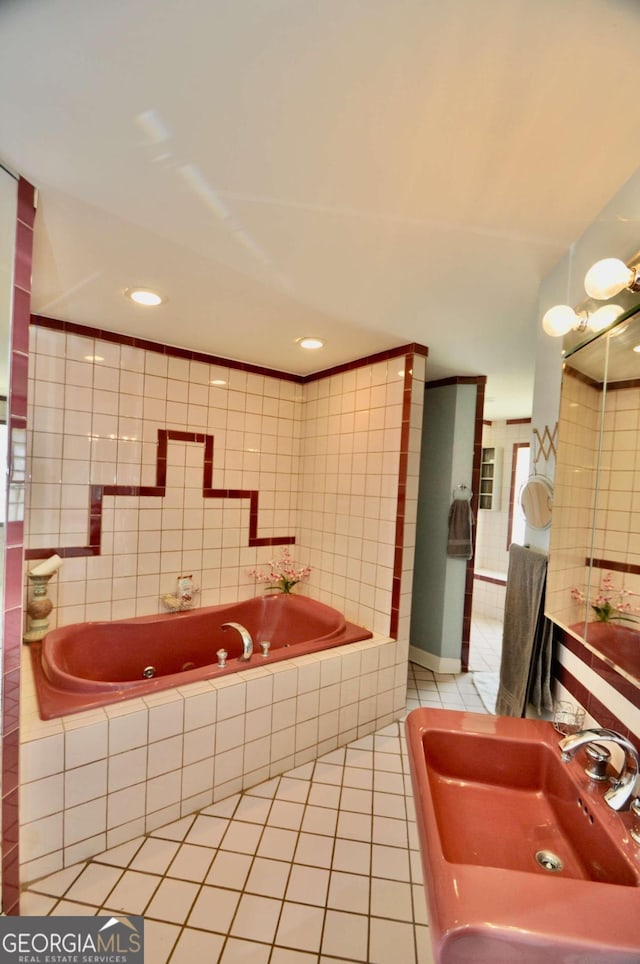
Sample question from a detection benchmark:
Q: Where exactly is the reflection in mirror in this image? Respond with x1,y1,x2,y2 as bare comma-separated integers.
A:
546,304,640,690
0,164,18,907
519,475,553,530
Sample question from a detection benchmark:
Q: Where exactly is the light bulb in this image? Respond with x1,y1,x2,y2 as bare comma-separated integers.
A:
297,337,324,350
588,303,624,332
541,304,579,337
125,287,164,306
584,258,633,300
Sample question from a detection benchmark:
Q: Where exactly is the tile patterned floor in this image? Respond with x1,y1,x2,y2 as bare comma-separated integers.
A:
20,618,503,963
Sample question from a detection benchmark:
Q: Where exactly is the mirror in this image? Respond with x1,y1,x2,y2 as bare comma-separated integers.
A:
546,303,640,688
519,475,553,529
0,165,18,909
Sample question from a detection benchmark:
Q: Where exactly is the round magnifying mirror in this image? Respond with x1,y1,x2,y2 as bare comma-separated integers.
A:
519,476,553,529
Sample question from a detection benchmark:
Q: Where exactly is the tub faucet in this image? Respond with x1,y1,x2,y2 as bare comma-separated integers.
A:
558,727,640,811
221,622,253,661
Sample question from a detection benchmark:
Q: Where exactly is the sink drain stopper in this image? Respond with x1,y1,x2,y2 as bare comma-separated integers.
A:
535,850,564,873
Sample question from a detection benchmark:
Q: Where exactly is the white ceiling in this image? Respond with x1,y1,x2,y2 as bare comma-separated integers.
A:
2,0,640,418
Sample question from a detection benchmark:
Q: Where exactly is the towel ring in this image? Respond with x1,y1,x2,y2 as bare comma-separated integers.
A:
452,484,472,501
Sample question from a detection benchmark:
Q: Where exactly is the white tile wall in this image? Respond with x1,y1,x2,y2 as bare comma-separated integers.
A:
26,328,423,647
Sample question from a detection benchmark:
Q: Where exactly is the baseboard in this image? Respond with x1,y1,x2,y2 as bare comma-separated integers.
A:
409,645,461,675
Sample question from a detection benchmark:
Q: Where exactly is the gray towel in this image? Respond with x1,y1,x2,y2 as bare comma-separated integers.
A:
496,544,551,717
447,499,474,559
530,617,554,716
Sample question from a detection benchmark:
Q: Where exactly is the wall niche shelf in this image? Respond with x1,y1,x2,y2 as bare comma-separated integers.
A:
479,446,502,510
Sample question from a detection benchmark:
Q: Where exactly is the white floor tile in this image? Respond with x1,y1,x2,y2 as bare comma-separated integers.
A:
230,893,282,943
245,856,291,899
220,937,272,963
145,876,199,924
129,836,180,875
21,682,479,962
141,919,181,964
63,863,122,907
285,864,329,906
369,916,417,964
102,869,160,915
187,884,240,933
327,870,370,914
206,849,253,891
257,826,298,862
321,908,369,962
275,901,324,953
168,927,225,964
166,841,214,881
293,832,334,869
332,838,371,876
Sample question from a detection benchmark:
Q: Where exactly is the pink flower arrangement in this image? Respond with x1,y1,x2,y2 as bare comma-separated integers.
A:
249,548,311,594
571,572,640,624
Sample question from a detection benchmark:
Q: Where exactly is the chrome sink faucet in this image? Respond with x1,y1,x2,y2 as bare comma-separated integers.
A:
221,622,254,661
558,727,640,811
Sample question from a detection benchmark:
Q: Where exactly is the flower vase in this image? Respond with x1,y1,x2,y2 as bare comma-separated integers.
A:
23,572,55,642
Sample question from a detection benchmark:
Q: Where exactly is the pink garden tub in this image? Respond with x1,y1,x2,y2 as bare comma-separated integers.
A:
29,594,373,719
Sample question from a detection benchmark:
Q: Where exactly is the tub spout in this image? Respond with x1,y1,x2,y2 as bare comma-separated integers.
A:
221,622,254,661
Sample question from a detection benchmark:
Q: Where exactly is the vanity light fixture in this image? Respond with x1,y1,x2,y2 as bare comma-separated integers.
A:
124,287,165,307
297,336,324,350
541,303,623,338
584,258,640,300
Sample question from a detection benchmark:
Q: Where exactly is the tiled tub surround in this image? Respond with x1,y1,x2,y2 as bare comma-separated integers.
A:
20,631,406,885
21,321,425,901
30,594,373,718
26,321,425,643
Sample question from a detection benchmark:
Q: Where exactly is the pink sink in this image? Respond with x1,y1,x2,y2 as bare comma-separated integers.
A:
406,708,640,964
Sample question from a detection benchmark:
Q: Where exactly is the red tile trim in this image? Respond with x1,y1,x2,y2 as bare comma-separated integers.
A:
607,378,640,392
461,376,487,672
473,573,507,587
556,624,640,710
587,558,640,577
3,177,35,916
25,429,295,560
305,343,428,384
506,417,532,425
426,375,483,389
389,353,416,639
563,364,599,390
31,315,428,385
552,640,639,754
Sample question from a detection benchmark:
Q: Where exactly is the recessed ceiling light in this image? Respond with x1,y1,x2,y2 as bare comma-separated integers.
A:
633,345,640,353
297,336,324,350
124,287,165,307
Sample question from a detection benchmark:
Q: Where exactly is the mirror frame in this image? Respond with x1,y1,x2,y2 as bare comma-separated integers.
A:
519,475,553,530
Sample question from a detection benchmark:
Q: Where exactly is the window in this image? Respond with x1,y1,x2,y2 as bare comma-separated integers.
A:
508,442,530,548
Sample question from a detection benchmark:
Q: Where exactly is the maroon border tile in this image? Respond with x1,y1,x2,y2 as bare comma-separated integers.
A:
31,315,428,386
556,625,639,707
26,429,296,560
473,573,507,587
3,177,35,916
553,656,639,754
